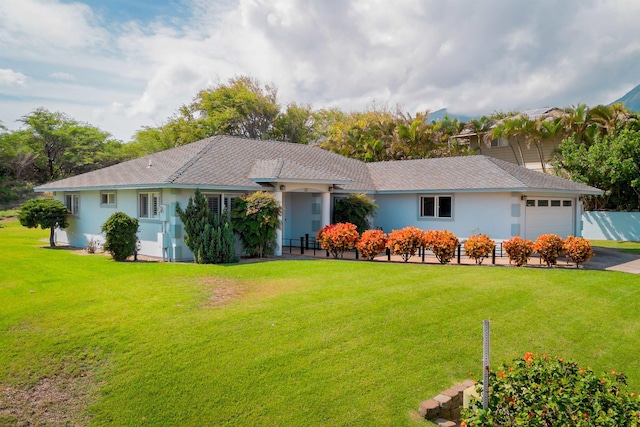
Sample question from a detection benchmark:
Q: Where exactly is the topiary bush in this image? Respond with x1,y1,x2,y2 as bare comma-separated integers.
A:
386,226,425,262
462,353,640,426
101,212,139,261
231,191,281,258
333,194,378,232
424,229,460,264
317,222,359,258
464,234,495,265
564,236,595,268
18,198,69,247
502,236,534,266
356,229,387,260
534,234,565,266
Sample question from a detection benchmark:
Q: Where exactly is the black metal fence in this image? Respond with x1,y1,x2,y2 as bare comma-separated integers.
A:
283,235,508,264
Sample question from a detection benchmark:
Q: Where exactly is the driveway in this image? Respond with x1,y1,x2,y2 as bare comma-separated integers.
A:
585,247,640,274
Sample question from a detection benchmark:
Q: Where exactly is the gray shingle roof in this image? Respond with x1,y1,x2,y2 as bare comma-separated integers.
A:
35,135,602,195
367,156,602,194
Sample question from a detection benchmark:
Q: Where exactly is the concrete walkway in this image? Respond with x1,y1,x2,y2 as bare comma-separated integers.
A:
584,247,640,274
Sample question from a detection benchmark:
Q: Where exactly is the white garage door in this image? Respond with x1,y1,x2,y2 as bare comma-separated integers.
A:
525,198,574,240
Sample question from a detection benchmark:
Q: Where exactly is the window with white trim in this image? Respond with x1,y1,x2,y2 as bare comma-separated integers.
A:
420,195,452,218
490,137,509,147
101,192,116,207
65,193,79,216
139,192,160,219
204,194,222,218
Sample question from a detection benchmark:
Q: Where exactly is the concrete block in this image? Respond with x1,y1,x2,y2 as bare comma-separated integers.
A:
418,399,440,419
433,393,453,409
434,419,457,427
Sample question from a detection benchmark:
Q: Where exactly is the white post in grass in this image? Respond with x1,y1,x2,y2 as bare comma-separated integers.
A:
482,319,491,409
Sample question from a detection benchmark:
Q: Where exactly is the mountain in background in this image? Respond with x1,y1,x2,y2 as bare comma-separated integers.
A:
428,108,472,123
611,83,640,111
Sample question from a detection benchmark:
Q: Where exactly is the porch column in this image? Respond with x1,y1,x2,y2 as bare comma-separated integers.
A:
321,191,331,228
274,189,283,256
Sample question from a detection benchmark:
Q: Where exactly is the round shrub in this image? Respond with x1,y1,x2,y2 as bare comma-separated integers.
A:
316,222,359,258
386,226,425,262
463,353,640,426
356,229,387,260
464,234,496,265
564,236,595,267
502,237,534,267
424,229,459,264
101,212,139,261
534,234,565,266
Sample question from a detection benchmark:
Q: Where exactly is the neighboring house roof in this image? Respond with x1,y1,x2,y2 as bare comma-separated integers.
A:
35,135,602,195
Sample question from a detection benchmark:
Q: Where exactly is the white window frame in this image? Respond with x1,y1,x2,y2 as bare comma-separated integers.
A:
419,195,453,219
65,193,80,216
204,193,239,221
139,191,160,219
100,191,116,207
490,137,509,147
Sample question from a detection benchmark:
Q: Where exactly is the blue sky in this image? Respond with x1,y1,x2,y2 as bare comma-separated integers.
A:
1,0,640,142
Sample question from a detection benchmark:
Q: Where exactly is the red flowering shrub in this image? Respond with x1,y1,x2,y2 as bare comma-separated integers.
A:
424,229,460,264
316,222,359,258
564,236,595,267
502,237,534,266
464,234,496,265
356,229,387,260
386,226,425,262
463,353,640,426
534,234,565,266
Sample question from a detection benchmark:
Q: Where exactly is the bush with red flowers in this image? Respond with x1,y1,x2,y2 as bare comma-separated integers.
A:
502,237,534,267
356,229,387,260
424,229,460,264
386,226,425,262
534,234,565,266
464,234,496,265
564,236,595,267
316,222,359,258
462,353,640,426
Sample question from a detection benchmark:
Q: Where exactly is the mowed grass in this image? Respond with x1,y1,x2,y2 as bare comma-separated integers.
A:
592,239,640,255
2,220,640,426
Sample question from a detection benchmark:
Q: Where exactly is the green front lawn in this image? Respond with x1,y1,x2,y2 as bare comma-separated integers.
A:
592,239,640,255
2,219,640,426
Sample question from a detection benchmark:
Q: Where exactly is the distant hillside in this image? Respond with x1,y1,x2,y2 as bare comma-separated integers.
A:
611,83,640,111
429,108,472,123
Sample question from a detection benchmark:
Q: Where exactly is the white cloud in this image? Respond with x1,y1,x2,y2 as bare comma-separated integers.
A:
0,68,27,86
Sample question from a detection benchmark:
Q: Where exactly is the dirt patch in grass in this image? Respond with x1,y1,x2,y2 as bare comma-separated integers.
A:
200,276,246,308
0,371,97,427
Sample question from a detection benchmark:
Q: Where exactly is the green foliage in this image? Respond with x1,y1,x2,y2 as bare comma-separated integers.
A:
231,191,282,257
332,193,377,232
101,212,139,261
557,128,640,211
175,189,238,264
18,198,69,247
463,353,640,426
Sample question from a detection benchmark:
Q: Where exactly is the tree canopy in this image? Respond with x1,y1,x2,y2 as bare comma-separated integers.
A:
18,198,69,247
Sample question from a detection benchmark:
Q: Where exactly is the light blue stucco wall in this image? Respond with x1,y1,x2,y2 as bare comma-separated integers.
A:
582,211,640,241
374,192,518,240
54,188,248,261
